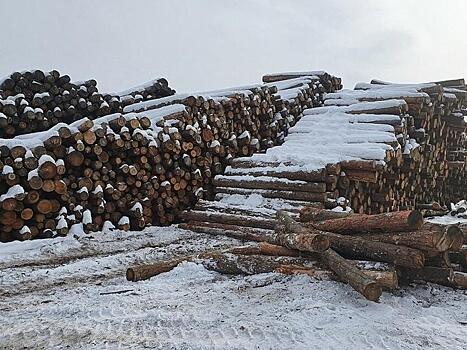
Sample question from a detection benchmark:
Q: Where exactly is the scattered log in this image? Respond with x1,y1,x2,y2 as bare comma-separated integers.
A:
307,210,424,234
299,206,352,222
320,249,382,301
355,224,464,252
126,256,190,282
323,232,425,268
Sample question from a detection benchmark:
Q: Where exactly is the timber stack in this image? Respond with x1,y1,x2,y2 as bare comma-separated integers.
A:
207,73,466,215
0,69,341,241
0,70,175,138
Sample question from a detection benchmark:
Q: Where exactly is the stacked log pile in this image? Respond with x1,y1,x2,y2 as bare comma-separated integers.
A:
0,70,175,138
0,70,341,241
323,79,467,212
110,78,175,108
212,74,466,215
128,208,467,301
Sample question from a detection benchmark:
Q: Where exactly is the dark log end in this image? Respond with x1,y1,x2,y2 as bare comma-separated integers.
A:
126,268,136,282
363,283,383,302
447,225,464,251
312,235,331,252
408,210,424,230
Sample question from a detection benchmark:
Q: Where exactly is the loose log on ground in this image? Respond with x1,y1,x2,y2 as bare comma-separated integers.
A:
323,232,425,268
126,256,190,282
355,223,464,252
307,210,424,234
320,249,382,301
399,266,454,286
299,206,352,222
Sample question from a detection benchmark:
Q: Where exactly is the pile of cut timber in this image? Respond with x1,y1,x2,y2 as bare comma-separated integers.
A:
325,79,467,212
170,208,467,301
0,70,341,241
217,73,466,214
0,70,175,138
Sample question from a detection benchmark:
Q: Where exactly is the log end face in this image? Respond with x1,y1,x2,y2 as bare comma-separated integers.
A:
363,283,383,302
126,268,136,282
447,225,464,251
312,235,331,253
408,210,424,230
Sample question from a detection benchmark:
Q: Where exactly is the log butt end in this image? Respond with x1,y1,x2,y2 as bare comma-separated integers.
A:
363,283,383,302
408,210,424,230
312,235,331,253
126,268,136,282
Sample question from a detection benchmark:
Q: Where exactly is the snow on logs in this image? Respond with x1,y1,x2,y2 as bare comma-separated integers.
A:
0,70,175,138
176,208,466,300
221,75,466,214
0,71,342,241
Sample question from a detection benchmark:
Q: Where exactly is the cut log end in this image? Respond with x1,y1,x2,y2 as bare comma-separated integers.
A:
363,283,383,302
408,210,424,230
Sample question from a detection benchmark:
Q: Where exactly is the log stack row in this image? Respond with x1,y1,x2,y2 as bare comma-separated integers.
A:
0,70,341,241
323,79,467,212
0,70,175,138
175,207,467,301
212,73,465,215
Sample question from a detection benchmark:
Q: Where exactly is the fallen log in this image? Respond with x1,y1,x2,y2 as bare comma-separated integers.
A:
179,220,329,253
320,249,382,302
355,224,464,252
307,210,424,234
231,243,398,290
180,210,277,230
399,266,454,286
453,272,467,289
299,206,352,222
126,256,189,282
197,251,311,275
323,232,425,268
275,211,330,252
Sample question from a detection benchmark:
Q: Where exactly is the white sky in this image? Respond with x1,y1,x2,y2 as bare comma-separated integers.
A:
0,0,466,93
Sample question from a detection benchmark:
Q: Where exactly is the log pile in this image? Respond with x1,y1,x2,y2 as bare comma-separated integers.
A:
0,70,175,138
324,79,467,212
0,70,341,241
170,208,467,301
215,74,466,215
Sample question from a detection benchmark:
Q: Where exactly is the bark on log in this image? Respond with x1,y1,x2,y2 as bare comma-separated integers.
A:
126,256,189,282
355,224,464,252
320,249,382,301
307,210,423,234
323,232,425,268
299,206,352,222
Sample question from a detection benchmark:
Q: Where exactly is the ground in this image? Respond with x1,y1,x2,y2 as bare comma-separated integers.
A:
1,225,466,350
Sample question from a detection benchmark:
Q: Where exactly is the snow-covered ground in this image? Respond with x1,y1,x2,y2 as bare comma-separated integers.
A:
1,226,466,350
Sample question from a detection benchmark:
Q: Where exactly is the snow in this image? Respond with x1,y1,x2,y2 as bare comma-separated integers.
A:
264,70,326,77
110,78,169,97
56,217,68,230
122,94,189,113
0,184,25,201
38,154,55,166
1,165,14,175
355,82,438,91
130,202,143,212
215,174,309,185
19,226,30,235
0,226,465,349
239,111,395,171
325,88,429,102
305,99,408,116
118,216,129,225
83,209,92,225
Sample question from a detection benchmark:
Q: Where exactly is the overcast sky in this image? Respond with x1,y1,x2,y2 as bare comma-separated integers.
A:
1,1,466,93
